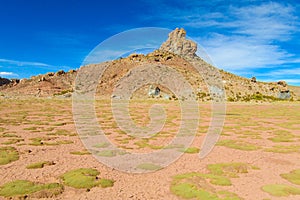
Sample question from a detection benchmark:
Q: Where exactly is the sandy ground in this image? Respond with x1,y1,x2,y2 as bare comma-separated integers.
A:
0,99,300,200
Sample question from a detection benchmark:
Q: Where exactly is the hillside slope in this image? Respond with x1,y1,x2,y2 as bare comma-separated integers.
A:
0,28,299,101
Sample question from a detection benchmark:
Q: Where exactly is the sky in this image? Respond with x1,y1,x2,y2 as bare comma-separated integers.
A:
0,0,299,85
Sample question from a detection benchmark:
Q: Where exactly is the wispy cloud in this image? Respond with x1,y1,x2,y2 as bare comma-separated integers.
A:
185,2,298,41
142,1,300,72
191,2,299,71
265,68,300,76
0,59,51,67
0,58,72,78
197,33,295,70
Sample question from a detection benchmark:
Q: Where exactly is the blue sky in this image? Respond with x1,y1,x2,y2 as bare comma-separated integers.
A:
0,0,299,85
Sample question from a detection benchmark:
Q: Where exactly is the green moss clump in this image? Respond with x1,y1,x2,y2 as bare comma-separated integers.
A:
136,163,162,171
217,190,241,200
207,163,257,178
217,140,260,151
23,126,38,131
262,184,300,197
134,139,163,150
268,130,295,143
183,147,200,154
53,89,73,96
281,169,300,185
264,145,300,153
171,182,219,199
93,142,110,148
57,140,73,145
0,132,19,138
173,172,231,186
47,129,76,136
29,137,52,146
26,161,55,169
171,172,241,199
0,180,63,198
70,150,91,155
2,138,24,145
29,137,73,146
268,136,294,142
96,150,116,157
60,168,114,189
0,146,19,165
99,179,114,188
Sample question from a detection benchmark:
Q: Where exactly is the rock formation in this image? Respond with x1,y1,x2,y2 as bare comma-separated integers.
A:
0,77,11,86
160,28,197,58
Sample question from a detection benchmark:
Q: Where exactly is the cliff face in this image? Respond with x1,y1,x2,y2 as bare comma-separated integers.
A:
0,28,298,101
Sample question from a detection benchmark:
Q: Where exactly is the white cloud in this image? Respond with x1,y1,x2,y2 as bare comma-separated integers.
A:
142,1,299,73
0,72,18,76
197,33,294,70
185,2,299,72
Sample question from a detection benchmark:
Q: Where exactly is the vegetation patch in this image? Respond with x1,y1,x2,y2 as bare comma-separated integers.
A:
26,161,55,169
262,184,300,197
60,168,114,189
53,122,67,126
136,163,162,171
29,137,73,146
0,146,19,165
93,142,110,148
171,172,241,199
268,130,295,143
183,147,200,154
0,180,63,198
281,169,300,185
207,163,258,178
0,132,19,138
23,126,38,131
134,139,163,150
173,172,231,186
53,89,73,96
217,140,260,151
2,138,24,145
47,129,76,136
264,145,300,153
70,150,91,155
94,149,127,157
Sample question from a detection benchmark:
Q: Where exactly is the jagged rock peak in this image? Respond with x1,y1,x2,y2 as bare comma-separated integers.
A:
159,28,197,58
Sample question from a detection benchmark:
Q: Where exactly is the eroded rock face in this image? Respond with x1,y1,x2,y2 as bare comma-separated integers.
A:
0,77,11,86
159,28,197,58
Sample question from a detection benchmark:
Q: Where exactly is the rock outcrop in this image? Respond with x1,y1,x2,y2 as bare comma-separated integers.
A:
159,28,197,58
0,77,11,86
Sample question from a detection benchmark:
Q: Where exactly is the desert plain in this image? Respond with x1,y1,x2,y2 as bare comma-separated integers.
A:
0,98,300,200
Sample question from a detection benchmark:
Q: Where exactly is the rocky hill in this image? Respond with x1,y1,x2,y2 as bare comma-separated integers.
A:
0,28,299,101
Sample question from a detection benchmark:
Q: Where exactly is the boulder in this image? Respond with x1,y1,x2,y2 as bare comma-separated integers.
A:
278,90,290,99
251,77,257,83
277,81,287,87
55,70,65,76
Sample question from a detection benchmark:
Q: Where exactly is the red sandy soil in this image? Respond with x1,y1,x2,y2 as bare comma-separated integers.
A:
0,99,299,200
